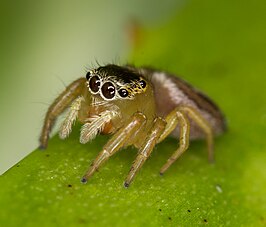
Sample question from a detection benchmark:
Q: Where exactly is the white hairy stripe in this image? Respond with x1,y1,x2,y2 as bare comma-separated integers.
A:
152,72,195,107
59,96,84,139
152,71,219,138
80,110,118,144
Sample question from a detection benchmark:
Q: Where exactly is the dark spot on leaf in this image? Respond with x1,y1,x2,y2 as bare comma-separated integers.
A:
81,178,87,184
68,184,72,187
46,154,50,157
16,164,20,167
204,219,208,223
159,209,162,211
78,218,86,224
168,217,172,221
187,209,191,212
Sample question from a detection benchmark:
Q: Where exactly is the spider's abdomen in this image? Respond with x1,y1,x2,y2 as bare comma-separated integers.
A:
142,68,226,139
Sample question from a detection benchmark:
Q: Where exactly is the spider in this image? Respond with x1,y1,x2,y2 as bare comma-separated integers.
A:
39,64,226,187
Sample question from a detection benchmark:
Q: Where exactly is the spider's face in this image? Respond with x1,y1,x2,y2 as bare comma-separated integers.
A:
86,64,147,101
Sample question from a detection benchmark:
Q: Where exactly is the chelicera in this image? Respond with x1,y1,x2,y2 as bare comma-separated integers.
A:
39,64,226,187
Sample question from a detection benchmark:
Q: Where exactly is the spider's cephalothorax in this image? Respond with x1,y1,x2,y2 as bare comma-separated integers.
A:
39,64,226,187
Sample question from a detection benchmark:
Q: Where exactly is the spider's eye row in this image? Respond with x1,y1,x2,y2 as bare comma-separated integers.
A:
118,88,129,98
101,82,115,99
139,80,146,89
89,76,101,93
86,71,91,80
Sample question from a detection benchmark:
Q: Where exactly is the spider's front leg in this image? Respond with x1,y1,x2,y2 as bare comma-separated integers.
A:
81,112,147,183
159,106,214,175
124,117,166,187
39,78,86,149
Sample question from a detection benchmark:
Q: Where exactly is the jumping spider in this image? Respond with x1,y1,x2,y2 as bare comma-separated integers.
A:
39,64,226,187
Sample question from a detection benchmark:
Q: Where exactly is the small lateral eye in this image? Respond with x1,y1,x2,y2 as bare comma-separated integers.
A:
139,80,146,88
101,82,116,99
118,88,129,98
86,71,91,80
89,76,101,93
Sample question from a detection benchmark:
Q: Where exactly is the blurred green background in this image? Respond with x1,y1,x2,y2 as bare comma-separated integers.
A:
0,0,181,174
1,0,266,226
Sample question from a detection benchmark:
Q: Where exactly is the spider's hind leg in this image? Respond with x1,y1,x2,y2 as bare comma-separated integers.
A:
180,106,214,163
159,106,214,175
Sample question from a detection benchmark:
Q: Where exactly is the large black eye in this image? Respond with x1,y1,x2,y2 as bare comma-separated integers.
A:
101,82,115,99
139,80,146,88
118,88,129,98
86,71,91,80
89,76,101,93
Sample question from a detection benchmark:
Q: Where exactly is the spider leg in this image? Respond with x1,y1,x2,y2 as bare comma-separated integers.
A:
159,106,214,175
39,78,86,149
124,117,166,187
159,109,190,175
180,106,214,163
81,112,147,183
157,109,181,144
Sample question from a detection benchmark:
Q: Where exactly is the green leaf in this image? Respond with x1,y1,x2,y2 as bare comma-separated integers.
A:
1,0,266,226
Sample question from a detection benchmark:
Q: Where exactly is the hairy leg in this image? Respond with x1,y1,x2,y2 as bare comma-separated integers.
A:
159,109,190,174
157,109,180,144
159,105,214,174
59,96,84,139
39,78,86,149
81,112,147,183
124,117,166,187
179,106,214,163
